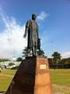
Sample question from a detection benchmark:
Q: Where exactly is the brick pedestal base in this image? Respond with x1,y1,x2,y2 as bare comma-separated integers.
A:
5,56,52,94
34,56,52,94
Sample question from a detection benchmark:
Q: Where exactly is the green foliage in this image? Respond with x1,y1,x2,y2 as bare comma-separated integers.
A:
22,47,28,57
0,59,9,62
8,63,15,66
23,47,45,56
16,57,22,61
61,58,70,64
52,52,61,64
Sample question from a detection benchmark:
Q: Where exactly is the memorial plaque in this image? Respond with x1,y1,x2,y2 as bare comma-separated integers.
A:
40,64,47,69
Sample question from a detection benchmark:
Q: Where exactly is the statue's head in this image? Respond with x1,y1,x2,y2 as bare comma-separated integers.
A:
32,14,36,20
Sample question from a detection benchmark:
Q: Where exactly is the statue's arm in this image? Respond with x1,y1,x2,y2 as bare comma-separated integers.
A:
24,21,29,38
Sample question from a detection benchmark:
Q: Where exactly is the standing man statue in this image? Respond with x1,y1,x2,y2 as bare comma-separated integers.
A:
24,14,40,56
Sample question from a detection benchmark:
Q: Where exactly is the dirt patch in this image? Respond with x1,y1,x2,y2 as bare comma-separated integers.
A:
52,84,70,94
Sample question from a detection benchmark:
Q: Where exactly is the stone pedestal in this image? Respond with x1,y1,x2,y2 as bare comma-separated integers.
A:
5,56,52,94
34,56,52,94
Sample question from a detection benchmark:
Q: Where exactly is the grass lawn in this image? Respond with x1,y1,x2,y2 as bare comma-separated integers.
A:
50,69,70,85
0,69,70,94
50,69,70,94
0,69,16,91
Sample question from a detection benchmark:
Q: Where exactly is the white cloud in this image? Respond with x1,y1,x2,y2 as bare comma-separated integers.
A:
61,52,70,58
37,11,48,21
0,10,27,59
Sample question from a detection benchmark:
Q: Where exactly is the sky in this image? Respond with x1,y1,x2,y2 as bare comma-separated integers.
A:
0,0,70,59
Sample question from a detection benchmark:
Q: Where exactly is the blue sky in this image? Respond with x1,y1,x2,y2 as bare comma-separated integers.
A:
0,0,70,58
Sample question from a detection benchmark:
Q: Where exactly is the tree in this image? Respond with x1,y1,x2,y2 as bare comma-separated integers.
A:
52,52,61,64
0,58,9,62
8,63,15,66
16,57,22,61
38,49,45,56
61,58,70,64
22,47,29,57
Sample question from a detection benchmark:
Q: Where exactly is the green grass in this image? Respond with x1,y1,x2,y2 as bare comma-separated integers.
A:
50,69,70,85
50,69,70,94
0,69,70,94
0,69,16,91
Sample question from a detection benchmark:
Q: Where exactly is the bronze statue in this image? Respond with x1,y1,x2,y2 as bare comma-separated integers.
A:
24,14,43,56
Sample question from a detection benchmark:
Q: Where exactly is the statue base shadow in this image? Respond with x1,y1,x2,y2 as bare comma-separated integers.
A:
5,56,52,94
